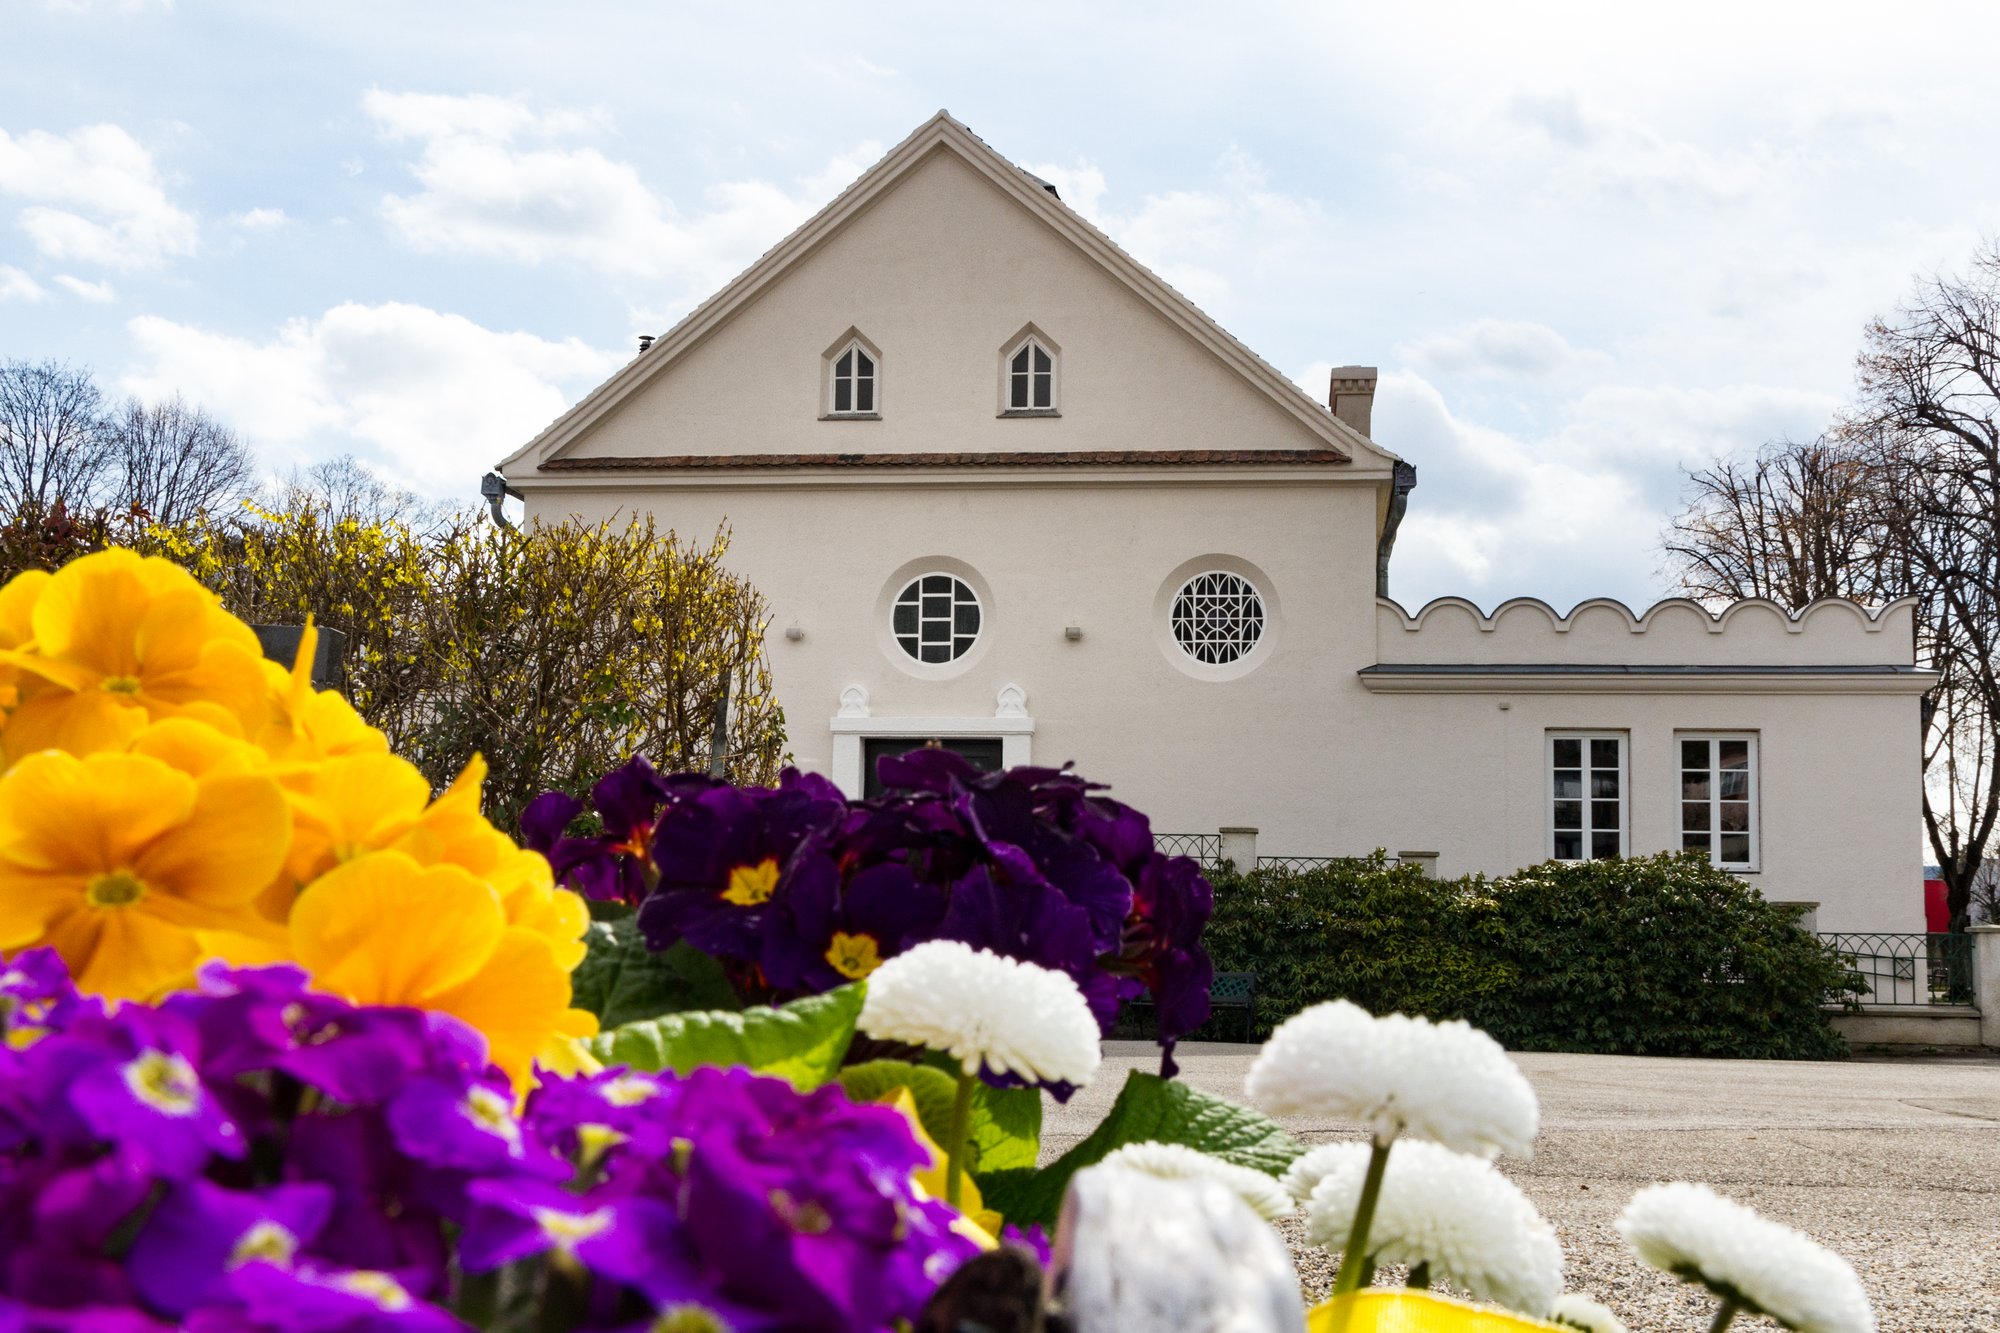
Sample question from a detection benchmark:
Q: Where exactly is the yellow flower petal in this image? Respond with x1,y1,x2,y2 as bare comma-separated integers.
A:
132,771,292,907
290,850,506,1007
0,751,196,874
425,926,594,1088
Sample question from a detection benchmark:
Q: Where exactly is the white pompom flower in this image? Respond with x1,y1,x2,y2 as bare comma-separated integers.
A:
1550,1293,1628,1333
858,939,1101,1092
1280,1142,1364,1203
1099,1141,1294,1221
1617,1183,1874,1333
1303,1139,1564,1319
1244,1000,1537,1159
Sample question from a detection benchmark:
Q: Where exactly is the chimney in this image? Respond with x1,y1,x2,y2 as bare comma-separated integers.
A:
1329,366,1377,437
638,335,656,352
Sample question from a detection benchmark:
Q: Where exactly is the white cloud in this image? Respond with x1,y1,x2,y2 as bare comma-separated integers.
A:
122,302,625,495
0,124,197,268
1050,147,1323,315
1402,319,1611,379
231,207,290,229
0,266,47,302
36,0,171,10
363,89,879,298
54,274,114,302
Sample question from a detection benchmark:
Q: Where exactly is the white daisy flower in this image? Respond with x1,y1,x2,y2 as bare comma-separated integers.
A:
1244,1000,1537,1159
1053,1164,1306,1333
1280,1142,1365,1203
1099,1141,1294,1220
1550,1293,1628,1333
1303,1139,1564,1319
858,940,1101,1091
1616,1183,1874,1333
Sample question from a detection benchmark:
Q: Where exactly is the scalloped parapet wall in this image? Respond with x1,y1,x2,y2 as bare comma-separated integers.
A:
1375,596,1918,667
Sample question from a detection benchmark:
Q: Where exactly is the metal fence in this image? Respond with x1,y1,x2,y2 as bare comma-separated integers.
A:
1153,833,1222,866
1820,932,1975,1007
1256,855,1363,874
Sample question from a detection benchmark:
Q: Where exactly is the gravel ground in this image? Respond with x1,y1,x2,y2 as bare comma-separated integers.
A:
1046,1044,2000,1331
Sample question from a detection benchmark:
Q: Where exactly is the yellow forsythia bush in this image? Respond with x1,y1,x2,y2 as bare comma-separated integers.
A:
0,548,595,1086
142,506,788,833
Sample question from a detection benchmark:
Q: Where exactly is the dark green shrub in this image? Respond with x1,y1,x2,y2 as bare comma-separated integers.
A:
1200,854,1515,1041
1468,852,1861,1060
1195,851,1859,1059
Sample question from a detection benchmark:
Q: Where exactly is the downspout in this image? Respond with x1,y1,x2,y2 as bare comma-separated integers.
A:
1375,461,1418,600
480,471,518,532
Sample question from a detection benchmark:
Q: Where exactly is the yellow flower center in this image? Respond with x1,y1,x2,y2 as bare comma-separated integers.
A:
768,1189,831,1235
722,857,780,906
228,1221,299,1268
121,1049,202,1116
824,931,884,980
652,1308,728,1333
329,1271,412,1311
100,674,143,695
86,871,147,908
460,1085,524,1153
532,1205,614,1250
600,1076,658,1108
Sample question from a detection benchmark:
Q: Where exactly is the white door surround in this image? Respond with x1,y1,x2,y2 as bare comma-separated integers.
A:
829,683,1034,796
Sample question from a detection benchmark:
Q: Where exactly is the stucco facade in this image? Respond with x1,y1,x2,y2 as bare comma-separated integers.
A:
499,112,1932,933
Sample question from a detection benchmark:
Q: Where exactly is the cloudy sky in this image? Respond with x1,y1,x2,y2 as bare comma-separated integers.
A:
6,1,1999,610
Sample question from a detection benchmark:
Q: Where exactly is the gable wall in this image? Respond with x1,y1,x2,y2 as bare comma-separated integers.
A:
558,148,1344,461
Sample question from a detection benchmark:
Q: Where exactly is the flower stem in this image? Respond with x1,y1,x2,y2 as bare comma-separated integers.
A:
1331,1139,1393,1297
1406,1261,1430,1290
945,1068,976,1210
1708,1299,1741,1333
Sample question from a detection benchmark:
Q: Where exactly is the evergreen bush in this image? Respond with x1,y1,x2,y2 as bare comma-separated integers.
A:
1201,851,1859,1058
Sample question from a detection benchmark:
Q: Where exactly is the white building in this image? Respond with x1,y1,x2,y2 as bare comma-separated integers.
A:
497,112,1931,933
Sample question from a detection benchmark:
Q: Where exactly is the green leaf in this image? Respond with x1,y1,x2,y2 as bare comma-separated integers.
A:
584,983,865,1091
917,1051,1042,1173
836,1060,1042,1175
571,914,739,1029
837,1060,961,1139
978,1070,1300,1228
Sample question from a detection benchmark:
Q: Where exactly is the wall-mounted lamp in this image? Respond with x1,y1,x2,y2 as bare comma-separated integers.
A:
1063,625,1083,641
784,626,804,641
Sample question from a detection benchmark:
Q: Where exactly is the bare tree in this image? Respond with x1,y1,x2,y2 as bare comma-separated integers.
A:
1664,436,1888,607
104,393,256,524
1850,244,2000,931
0,360,111,513
265,454,446,529
1670,243,2000,931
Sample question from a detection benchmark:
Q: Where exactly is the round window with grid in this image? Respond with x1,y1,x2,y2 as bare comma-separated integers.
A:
892,574,981,663
1171,571,1265,665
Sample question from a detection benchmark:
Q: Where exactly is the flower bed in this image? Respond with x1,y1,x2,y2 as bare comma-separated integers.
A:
0,552,1878,1332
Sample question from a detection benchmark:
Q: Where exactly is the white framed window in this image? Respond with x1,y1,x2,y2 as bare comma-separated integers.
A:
1007,339,1054,410
998,326,1060,415
1171,571,1265,665
1679,734,1759,870
1549,732,1626,862
826,337,878,417
892,573,981,664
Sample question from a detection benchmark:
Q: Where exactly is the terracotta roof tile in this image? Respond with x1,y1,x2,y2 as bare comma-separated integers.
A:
540,448,1349,473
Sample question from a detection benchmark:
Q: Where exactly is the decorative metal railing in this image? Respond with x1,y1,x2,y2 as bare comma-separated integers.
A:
1819,932,1976,1007
1256,855,1362,874
1152,833,1222,867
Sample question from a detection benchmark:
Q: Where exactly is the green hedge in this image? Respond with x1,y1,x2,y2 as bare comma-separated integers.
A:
1199,851,1859,1060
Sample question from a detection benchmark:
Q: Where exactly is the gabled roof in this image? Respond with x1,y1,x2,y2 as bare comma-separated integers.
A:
500,110,1396,475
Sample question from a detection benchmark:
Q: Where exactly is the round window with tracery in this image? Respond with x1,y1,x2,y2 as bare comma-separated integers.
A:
892,573,981,663
1171,571,1265,665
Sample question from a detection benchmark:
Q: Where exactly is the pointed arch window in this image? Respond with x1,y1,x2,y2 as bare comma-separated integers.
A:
999,329,1059,415
825,335,879,418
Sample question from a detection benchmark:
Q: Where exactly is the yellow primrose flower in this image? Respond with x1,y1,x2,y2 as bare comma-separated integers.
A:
0,569,48,719
1,550,268,763
880,1087,1003,1246
252,620,387,768
0,745,291,1000
286,850,596,1088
